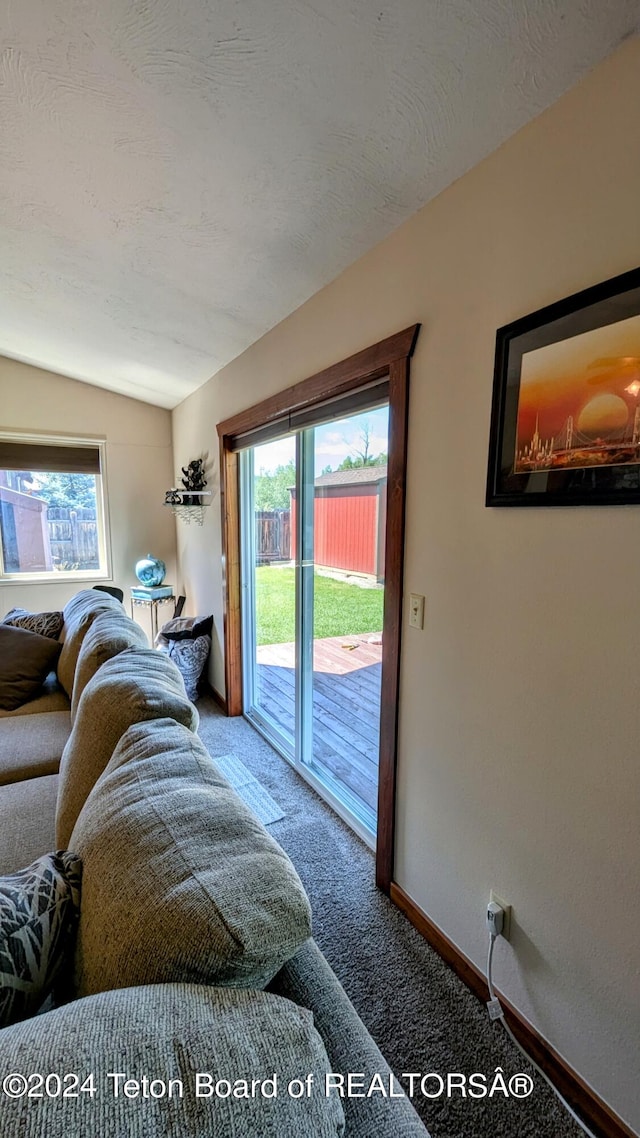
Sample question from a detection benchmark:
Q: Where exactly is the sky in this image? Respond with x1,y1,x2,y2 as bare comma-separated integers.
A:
253,406,389,475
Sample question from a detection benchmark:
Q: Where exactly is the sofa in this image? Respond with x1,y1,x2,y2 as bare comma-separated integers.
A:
0,590,429,1137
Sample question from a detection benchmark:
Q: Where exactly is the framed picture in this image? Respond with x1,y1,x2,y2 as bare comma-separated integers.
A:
486,266,640,506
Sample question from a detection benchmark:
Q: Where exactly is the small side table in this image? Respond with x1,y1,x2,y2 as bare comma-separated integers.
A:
130,593,175,642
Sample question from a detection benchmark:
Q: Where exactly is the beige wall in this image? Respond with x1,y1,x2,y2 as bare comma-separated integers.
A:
0,357,176,614
172,38,640,1131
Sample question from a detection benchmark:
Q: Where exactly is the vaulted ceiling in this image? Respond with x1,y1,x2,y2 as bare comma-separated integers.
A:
1,1,638,408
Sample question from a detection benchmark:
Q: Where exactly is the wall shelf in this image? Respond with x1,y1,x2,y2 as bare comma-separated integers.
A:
163,490,211,526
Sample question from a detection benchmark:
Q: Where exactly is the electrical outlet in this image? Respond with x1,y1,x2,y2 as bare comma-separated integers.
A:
409,593,425,629
489,890,512,941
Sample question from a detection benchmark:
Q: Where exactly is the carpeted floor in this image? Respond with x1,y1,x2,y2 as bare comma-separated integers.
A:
197,695,585,1138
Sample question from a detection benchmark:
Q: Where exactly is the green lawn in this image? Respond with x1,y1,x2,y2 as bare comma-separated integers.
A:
255,566,383,646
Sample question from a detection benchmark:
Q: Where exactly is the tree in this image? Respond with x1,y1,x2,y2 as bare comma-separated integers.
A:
354,422,374,465
33,472,97,510
335,422,387,471
254,462,295,510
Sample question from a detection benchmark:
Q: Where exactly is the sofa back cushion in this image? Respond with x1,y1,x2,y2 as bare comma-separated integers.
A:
0,983,345,1138
69,719,312,997
55,649,197,847
70,610,148,722
57,590,124,698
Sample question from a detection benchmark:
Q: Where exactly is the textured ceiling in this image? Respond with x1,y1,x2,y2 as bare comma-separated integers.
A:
1,1,638,409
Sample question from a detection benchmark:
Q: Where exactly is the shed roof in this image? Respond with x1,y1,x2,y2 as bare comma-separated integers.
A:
314,465,387,488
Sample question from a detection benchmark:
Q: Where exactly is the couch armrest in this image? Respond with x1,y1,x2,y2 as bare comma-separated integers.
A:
268,939,430,1138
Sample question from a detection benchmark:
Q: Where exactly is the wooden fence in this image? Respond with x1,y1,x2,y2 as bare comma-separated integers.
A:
47,507,100,570
255,510,291,563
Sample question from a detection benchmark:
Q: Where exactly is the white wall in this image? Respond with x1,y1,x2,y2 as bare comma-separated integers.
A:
172,38,640,1132
0,357,176,614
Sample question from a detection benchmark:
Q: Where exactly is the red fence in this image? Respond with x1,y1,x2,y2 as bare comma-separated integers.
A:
290,478,386,580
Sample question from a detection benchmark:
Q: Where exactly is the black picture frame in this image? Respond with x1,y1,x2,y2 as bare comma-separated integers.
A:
486,266,640,507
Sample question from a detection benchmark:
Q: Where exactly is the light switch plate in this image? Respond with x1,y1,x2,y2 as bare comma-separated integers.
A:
409,593,425,629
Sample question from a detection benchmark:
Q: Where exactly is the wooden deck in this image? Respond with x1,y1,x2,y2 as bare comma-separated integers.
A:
255,634,382,812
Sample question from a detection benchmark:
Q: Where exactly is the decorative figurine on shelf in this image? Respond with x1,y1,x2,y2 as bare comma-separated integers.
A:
181,459,207,506
135,554,166,587
165,489,182,504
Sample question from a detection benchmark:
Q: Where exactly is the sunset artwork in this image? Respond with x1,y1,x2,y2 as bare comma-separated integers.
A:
514,313,640,473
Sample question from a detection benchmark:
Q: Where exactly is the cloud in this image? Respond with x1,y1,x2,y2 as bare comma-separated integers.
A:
252,407,389,475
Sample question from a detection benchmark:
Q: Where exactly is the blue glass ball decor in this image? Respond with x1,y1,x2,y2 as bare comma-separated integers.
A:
135,554,166,586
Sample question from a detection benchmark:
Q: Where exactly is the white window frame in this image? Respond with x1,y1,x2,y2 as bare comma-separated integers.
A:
0,431,112,585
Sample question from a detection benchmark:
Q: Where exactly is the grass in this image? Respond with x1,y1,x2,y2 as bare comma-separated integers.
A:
255,566,383,646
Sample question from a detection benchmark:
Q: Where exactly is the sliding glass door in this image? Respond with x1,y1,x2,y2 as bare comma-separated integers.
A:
241,404,388,840
240,435,297,757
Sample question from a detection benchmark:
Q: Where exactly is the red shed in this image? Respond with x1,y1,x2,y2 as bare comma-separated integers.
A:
290,465,387,581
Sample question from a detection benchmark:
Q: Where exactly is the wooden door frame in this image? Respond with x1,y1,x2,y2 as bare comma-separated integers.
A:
216,324,420,891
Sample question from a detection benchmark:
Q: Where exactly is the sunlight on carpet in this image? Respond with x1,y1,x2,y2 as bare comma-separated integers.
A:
211,752,285,826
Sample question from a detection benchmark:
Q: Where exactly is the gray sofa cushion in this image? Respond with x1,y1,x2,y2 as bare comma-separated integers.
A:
69,719,312,998
0,775,58,877
70,609,148,721
56,649,198,848
0,711,70,786
0,983,345,1137
57,590,124,698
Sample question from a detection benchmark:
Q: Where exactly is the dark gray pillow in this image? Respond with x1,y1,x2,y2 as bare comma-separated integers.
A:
2,608,63,640
159,615,213,641
0,851,82,1027
0,625,62,711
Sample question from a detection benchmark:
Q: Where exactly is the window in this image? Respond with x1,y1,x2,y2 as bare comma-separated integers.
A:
0,436,110,581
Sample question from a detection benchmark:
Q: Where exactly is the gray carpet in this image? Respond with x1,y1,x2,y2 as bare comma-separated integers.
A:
197,696,585,1138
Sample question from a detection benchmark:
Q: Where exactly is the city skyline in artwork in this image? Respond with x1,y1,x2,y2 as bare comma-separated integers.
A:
514,312,640,472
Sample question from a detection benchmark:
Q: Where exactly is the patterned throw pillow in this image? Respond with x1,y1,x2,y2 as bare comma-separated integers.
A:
161,635,211,701
0,852,82,1027
2,608,64,640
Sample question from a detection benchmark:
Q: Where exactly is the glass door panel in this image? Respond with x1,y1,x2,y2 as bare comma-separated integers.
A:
305,407,388,831
240,403,388,840
241,437,296,756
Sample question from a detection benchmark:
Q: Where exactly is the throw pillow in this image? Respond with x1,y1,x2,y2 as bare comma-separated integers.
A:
162,635,210,700
160,615,214,641
2,609,64,640
1,607,28,621
0,626,62,711
0,851,82,1027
